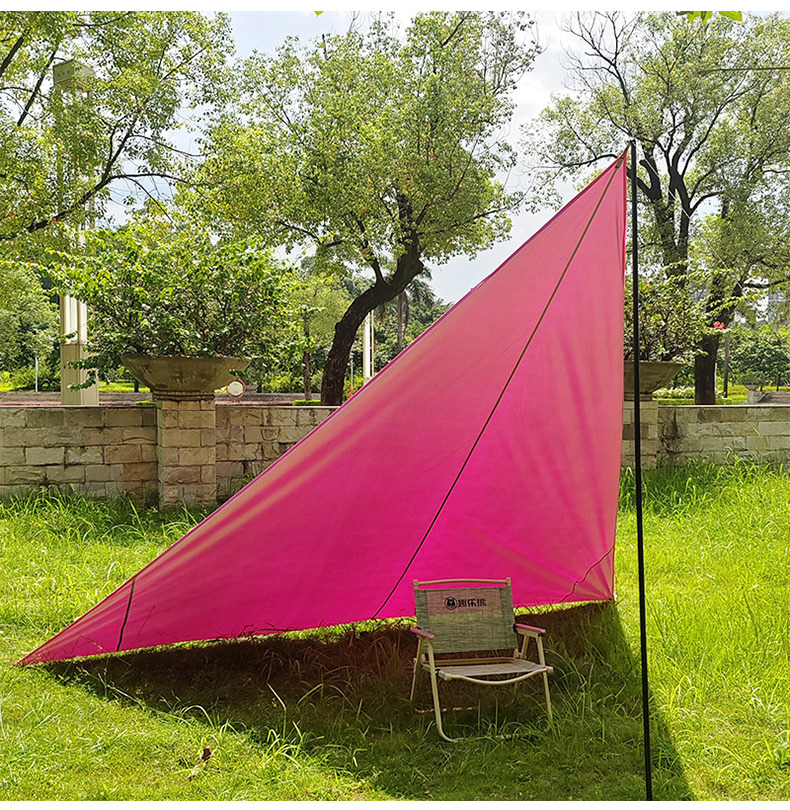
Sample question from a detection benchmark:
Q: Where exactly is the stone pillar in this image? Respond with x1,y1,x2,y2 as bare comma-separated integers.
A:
622,399,659,469
60,295,99,406
156,396,216,509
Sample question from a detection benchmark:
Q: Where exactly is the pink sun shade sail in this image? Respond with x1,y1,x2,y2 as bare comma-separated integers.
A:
21,153,628,666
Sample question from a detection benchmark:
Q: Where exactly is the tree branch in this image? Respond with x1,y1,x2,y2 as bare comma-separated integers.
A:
0,33,25,83
743,277,790,290
17,47,58,127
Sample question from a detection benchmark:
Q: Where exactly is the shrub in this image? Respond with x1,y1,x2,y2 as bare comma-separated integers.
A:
45,218,298,386
654,385,695,399
729,326,790,389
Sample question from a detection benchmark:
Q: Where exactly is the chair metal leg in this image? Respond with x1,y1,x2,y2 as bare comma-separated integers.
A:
428,667,458,743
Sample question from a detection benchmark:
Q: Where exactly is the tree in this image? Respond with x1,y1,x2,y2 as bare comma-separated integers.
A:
528,12,790,403
195,12,538,404
0,11,232,241
729,325,790,389
624,270,708,362
692,184,790,325
0,258,57,372
374,274,448,365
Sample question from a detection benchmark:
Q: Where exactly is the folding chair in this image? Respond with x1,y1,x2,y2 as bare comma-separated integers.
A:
409,578,553,742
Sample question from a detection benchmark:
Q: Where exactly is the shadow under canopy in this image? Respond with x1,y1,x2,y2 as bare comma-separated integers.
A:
45,602,692,801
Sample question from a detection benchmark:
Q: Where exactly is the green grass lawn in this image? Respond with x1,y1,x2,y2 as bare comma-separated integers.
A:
97,381,147,392
2,462,790,799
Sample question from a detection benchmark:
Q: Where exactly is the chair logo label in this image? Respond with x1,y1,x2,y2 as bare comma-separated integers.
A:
444,596,487,610
427,589,500,615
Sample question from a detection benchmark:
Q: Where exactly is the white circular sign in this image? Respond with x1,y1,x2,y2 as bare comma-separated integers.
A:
227,379,246,399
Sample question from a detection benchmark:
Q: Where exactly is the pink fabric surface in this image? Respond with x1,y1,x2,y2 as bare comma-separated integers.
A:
20,154,627,665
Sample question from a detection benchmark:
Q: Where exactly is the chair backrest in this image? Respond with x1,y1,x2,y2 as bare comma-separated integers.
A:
413,578,517,654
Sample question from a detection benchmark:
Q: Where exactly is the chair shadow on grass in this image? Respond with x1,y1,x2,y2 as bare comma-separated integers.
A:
46,601,693,800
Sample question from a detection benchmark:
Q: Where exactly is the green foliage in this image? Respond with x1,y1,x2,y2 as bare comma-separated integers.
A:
373,276,448,367
9,356,60,392
293,277,349,354
625,271,709,362
692,189,790,329
728,325,790,387
193,12,538,401
198,12,536,262
680,11,743,23
0,257,57,370
653,384,749,404
0,12,232,239
44,218,297,383
529,12,790,398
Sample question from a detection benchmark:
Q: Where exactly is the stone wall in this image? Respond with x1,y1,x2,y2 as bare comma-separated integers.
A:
157,399,217,509
0,404,334,504
0,404,158,502
622,400,659,469
657,404,790,465
3,402,790,505
215,406,333,500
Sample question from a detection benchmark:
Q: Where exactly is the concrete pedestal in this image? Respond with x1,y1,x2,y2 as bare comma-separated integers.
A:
157,397,217,509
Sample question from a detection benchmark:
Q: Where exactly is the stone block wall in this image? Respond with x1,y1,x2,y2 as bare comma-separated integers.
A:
157,399,217,509
3,401,790,506
621,400,659,469
658,404,790,465
215,406,334,499
0,403,335,505
0,405,158,501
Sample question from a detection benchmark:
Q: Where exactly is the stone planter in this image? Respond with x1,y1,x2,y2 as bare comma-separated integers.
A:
121,354,250,510
121,354,250,401
624,360,683,401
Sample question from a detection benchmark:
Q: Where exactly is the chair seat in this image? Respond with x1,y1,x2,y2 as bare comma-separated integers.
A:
428,657,552,682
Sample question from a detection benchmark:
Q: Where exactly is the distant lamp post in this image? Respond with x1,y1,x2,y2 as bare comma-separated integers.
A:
53,58,99,406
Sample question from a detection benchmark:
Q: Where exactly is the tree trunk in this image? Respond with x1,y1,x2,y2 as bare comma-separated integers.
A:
694,333,721,405
695,269,740,405
302,350,312,400
321,299,378,405
321,243,425,405
652,199,685,274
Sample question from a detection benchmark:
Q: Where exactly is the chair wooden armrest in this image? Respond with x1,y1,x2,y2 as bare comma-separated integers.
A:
411,627,435,640
514,623,546,638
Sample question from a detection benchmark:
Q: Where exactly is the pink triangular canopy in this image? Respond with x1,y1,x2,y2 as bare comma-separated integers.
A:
21,154,628,665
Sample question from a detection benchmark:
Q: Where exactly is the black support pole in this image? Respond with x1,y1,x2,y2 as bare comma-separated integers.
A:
630,140,653,801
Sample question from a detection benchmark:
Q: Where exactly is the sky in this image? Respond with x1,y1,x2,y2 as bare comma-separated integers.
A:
218,10,580,304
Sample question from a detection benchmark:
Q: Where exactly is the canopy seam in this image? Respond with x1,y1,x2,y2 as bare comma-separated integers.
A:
374,151,628,617
116,576,137,652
